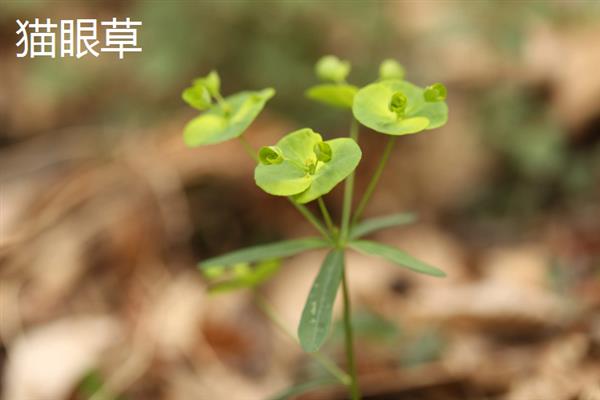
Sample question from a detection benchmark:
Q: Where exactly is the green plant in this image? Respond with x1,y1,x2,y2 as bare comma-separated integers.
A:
181,56,448,400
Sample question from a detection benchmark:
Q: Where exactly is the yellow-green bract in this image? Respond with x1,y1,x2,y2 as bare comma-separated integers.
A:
352,80,448,136
183,88,275,147
254,128,361,204
305,84,357,109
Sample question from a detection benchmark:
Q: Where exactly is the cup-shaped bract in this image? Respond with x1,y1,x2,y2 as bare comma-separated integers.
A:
194,70,221,97
182,83,212,111
183,88,275,147
315,55,351,84
424,83,447,102
254,128,361,204
352,80,448,135
305,84,357,109
259,146,284,165
314,141,332,162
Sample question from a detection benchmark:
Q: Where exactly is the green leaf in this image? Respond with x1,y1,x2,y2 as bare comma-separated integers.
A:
208,259,281,294
200,237,329,268
349,240,446,277
267,378,338,400
305,84,357,108
255,128,362,203
315,55,350,83
352,80,447,135
298,249,344,352
349,213,417,240
183,88,275,147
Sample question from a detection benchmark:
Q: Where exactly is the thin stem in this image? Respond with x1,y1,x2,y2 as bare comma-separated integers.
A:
351,136,396,226
317,197,335,235
339,119,359,244
253,292,351,386
213,91,231,114
290,200,332,242
341,260,360,399
238,136,258,161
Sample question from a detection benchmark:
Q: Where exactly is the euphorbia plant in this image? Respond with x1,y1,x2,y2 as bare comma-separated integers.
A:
182,57,448,400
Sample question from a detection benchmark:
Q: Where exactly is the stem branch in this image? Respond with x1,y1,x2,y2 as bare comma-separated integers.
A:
317,197,335,236
214,91,231,114
290,200,331,242
351,136,396,226
339,119,359,244
238,136,258,162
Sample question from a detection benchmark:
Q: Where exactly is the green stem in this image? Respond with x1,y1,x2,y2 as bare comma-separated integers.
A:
339,119,359,244
290,200,332,242
337,118,361,400
253,292,351,386
317,197,335,236
351,136,396,226
238,136,258,161
214,91,231,115
341,260,360,399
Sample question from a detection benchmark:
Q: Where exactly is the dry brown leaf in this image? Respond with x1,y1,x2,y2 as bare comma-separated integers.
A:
2,316,121,400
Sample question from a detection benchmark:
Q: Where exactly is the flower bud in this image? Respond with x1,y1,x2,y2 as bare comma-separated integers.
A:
315,55,351,83
258,146,284,165
194,70,221,98
389,91,408,118
379,59,405,81
424,83,447,102
313,141,332,163
182,84,212,110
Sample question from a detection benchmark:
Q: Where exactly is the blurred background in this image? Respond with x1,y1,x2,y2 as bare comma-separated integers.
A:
1,1,600,399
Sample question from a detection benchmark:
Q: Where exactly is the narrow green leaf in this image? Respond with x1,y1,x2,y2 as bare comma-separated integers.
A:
208,259,281,294
298,249,344,352
349,240,446,277
267,378,338,400
200,237,328,268
349,213,417,240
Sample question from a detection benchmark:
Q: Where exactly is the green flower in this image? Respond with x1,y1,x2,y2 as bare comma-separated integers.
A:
255,128,361,204
315,55,350,83
182,70,275,147
306,55,356,109
352,80,448,135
